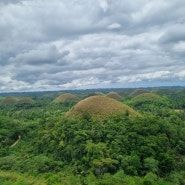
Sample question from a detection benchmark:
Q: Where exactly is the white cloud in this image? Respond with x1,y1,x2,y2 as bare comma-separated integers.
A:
1,0,185,91
177,70,185,80
107,23,121,30
173,41,185,53
59,77,100,89
98,0,108,12
118,71,171,83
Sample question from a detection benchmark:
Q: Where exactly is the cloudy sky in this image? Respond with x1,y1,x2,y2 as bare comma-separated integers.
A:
0,0,185,92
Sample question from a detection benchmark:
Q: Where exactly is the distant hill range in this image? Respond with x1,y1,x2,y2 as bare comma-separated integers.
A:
0,86,184,97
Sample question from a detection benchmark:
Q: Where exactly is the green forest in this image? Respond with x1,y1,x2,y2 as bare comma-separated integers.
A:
0,87,185,185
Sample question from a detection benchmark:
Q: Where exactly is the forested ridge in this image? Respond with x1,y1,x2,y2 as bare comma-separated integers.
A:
0,88,185,185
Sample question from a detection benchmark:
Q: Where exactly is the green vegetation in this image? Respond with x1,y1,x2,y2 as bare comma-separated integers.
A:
0,96,5,101
152,88,185,109
0,87,185,184
127,93,170,112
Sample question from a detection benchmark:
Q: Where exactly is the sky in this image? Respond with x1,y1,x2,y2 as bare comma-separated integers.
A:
0,0,185,92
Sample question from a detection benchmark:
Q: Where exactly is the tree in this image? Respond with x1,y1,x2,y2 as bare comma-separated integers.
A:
144,157,159,174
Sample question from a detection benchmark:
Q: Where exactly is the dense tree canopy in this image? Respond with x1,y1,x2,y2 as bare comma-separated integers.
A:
0,88,185,185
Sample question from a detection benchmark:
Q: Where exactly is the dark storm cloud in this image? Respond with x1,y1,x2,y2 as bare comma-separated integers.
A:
0,0,185,91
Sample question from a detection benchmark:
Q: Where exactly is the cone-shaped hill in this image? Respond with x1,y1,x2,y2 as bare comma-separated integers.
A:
1,96,35,105
118,91,126,97
132,93,163,102
2,96,18,104
17,97,35,104
151,88,174,96
129,93,169,108
106,91,122,101
66,96,139,121
84,92,104,98
52,93,80,103
129,89,150,97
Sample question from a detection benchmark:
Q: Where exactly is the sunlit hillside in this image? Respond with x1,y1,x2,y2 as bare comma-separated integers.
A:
66,95,139,120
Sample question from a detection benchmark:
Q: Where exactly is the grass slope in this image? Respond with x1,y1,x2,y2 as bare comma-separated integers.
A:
52,93,80,103
129,89,150,97
2,96,18,104
131,93,163,102
106,91,122,101
128,93,169,109
17,97,35,104
66,95,139,120
1,96,35,105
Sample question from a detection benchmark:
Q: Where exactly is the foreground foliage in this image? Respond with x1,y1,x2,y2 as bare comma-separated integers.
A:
0,88,185,184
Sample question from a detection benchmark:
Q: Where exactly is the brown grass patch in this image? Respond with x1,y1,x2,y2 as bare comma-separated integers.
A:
17,97,35,103
52,93,80,103
129,89,150,97
2,96,18,104
106,91,122,101
66,96,139,120
2,96,35,105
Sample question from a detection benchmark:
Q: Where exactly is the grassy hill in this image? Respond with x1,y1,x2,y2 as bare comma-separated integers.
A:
52,93,80,103
129,89,150,97
131,93,163,102
17,97,35,104
1,96,35,105
127,93,170,112
106,91,122,101
2,96,18,104
66,95,139,120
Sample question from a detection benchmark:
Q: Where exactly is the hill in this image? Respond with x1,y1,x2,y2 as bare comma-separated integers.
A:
106,91,122,101
66,95,139,120
131,93,163,102
17,97,35,104
128,93,169,111
2,96,18,104
52,93,80,103
1,96,35,105
129,89,150,97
